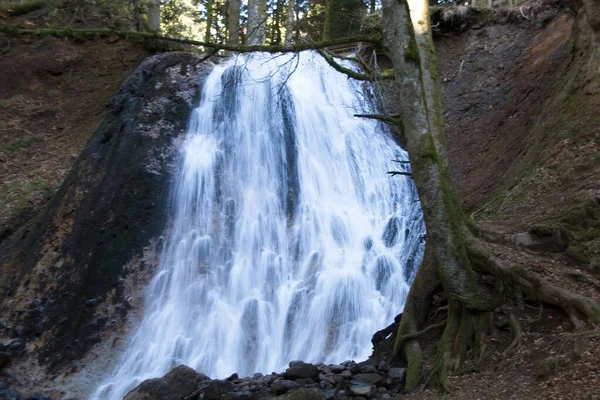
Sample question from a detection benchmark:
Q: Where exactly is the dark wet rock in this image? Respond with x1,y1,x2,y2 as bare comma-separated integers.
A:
283,362,320,381
352,373,384,385
387,367,406,380
124,364,208,400
271,380,300,395
359,365,378,374
0,52,215,371
227,373,239,381
0,388,20,400
24,394,52,400
223,391,254,400
329,364,345,373
0,352,10,370
349,383,373,397
287,388,326,400
289,360,303,367
340,370,352,379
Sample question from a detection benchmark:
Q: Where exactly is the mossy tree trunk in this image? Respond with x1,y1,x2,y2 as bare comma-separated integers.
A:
227,0,241,45
247,0,267,45
206,0,214,42
146,0,161,32
322,0,334,40
285,0,296,44
382,0,600,391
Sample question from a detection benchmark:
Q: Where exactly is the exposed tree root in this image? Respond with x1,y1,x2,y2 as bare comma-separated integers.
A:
395,320,447,347
502,311,522,357
467,237,600,325
394,228,600,392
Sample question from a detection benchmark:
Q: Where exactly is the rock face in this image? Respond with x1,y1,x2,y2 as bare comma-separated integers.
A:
0,52,214,371
124,365,208,400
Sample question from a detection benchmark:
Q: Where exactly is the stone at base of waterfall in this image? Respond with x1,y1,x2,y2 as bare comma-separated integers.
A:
271,379,301,394
349,383,374,397
352,373,384,385
387,367,406,381
0,352,10,370
283,362,320,381
286,388,326,400
123,365,208,400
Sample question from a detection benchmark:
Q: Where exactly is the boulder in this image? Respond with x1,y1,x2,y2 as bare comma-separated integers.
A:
387,367,406,380
288,388,326,400
352,373,384,385
349,383,373,397
283,363,320,381
359,365,378,374
271,380,300,395
0,352,10,370
0,52,215,370
124,365,208,400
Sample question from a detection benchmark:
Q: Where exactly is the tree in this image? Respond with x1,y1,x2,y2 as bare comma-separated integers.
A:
205,0,214,41
285,0,295,43
322,0,333,40
147,0,161,31
247,0,267,44
380,0,600,391
228,0,241,45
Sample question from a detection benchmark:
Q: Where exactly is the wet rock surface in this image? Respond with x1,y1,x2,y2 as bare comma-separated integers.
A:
125,358,407,400
0,52,215,372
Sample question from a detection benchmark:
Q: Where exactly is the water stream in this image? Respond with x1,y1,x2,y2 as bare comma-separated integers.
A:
91,51,424,399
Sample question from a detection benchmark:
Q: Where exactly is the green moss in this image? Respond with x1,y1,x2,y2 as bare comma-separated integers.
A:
403,342,422,391
558,199,600,263
5,136,44,151
423,133,439,162
404,34,420,64
0,0,46,16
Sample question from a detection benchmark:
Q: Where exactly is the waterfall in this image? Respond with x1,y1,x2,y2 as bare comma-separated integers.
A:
91,51,424,399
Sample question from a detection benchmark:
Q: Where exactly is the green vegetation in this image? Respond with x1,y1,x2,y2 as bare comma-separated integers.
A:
0,0,47,16
0,176,50,212
5,136,44,151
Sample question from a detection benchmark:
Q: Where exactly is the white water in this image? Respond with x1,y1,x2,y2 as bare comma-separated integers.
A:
91,51,424,399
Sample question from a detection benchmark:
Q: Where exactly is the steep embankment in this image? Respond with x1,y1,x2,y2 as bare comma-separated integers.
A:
439,5,600,268
0,35,150,240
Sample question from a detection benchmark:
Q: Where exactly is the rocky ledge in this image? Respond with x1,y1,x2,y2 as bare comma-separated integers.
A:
125,359,406,400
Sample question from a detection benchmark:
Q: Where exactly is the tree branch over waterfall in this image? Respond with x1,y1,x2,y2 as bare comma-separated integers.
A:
0,25,381,53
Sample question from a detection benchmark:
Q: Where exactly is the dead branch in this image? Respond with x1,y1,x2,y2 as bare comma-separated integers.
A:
354,113,401,124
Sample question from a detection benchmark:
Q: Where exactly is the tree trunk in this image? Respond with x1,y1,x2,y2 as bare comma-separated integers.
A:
132,0,144,31
247,0,267,45
381,0,600,390
227,0,241,45
146,0,161,32
206,0,214,43
285,0,296,44
322,0,334,40
369,0,376,14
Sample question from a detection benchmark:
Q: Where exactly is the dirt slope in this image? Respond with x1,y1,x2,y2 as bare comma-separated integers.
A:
0,33,149,241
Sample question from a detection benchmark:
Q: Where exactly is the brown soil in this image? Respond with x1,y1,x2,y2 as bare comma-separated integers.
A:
0,32,149,241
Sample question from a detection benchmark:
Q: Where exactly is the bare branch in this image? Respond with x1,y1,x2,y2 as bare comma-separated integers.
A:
387,171,412,177
354,113,400,125
316,49,391,81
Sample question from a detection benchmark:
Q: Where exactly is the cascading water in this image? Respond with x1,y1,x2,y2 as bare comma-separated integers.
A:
92,51,424,399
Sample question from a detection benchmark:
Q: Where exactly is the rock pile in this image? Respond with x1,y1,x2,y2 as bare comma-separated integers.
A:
125,359,406,400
